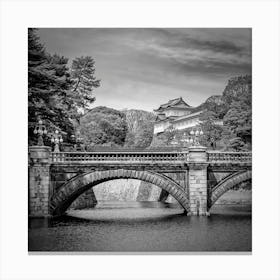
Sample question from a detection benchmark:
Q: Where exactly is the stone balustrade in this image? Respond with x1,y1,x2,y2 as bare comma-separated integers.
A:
51,151,185,163
51,150,252,164
207,151,252,163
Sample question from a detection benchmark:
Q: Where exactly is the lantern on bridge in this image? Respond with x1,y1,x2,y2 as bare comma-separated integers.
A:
190,128,203,146
51,130,63,152
33,119,47,146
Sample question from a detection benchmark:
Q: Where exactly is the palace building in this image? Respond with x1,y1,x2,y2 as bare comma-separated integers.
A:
153,97,203,134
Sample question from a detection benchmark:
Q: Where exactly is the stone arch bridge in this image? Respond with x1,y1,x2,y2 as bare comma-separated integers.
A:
28,146,252,217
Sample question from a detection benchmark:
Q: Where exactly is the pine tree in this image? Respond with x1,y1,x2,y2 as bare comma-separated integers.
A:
28,29,74,145
70,56,100,119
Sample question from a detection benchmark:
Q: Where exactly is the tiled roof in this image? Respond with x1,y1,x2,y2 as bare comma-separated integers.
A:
154,97,190,111
171,110,203,122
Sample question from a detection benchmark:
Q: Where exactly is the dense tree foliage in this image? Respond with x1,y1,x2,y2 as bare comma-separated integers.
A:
223,76,252,150
78,106,128,149
124,110,155,148
28,29,73,144
199,111,223,149
198,75,252,151
150,126,187,148
28,29,100,147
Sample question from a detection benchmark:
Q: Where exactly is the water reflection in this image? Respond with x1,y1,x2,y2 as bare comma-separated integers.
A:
29,202,251,252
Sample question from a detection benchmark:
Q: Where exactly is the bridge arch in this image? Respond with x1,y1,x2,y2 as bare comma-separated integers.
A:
50,169,190,216
210,170,252,209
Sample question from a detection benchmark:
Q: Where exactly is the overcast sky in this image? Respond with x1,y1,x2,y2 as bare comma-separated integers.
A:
38,28,251,112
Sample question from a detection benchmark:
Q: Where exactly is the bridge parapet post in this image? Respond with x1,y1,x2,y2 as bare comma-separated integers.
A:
187,146,208,216
28,146,51,217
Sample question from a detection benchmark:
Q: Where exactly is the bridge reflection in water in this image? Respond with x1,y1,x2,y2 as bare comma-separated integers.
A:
28,201,251,252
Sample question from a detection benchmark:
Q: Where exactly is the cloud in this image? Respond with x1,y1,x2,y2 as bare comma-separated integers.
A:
123,28,251,73
37,28,252,111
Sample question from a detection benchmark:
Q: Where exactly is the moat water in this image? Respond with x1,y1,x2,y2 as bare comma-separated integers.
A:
28,201,251,252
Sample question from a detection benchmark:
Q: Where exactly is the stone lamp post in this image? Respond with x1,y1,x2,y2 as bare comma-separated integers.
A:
189,128,204,146
71,131,84,151
33,119,47,146
181,132,191,148
51,130,63,152
180,128,203,148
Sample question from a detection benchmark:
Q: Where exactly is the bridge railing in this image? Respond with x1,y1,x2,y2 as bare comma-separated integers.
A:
51,151,252,164
207,151,252,163
51,151,185,163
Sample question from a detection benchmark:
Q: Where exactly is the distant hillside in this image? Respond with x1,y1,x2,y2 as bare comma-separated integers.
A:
193,95,224,113
122,109,156,148
79,106,128,149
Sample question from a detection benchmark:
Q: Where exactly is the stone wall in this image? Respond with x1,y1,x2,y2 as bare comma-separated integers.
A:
29,146,51,216
94,179,140,201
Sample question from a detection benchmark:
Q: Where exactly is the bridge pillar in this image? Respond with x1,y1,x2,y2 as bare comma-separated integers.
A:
28,146,51,217
188,146,208,216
